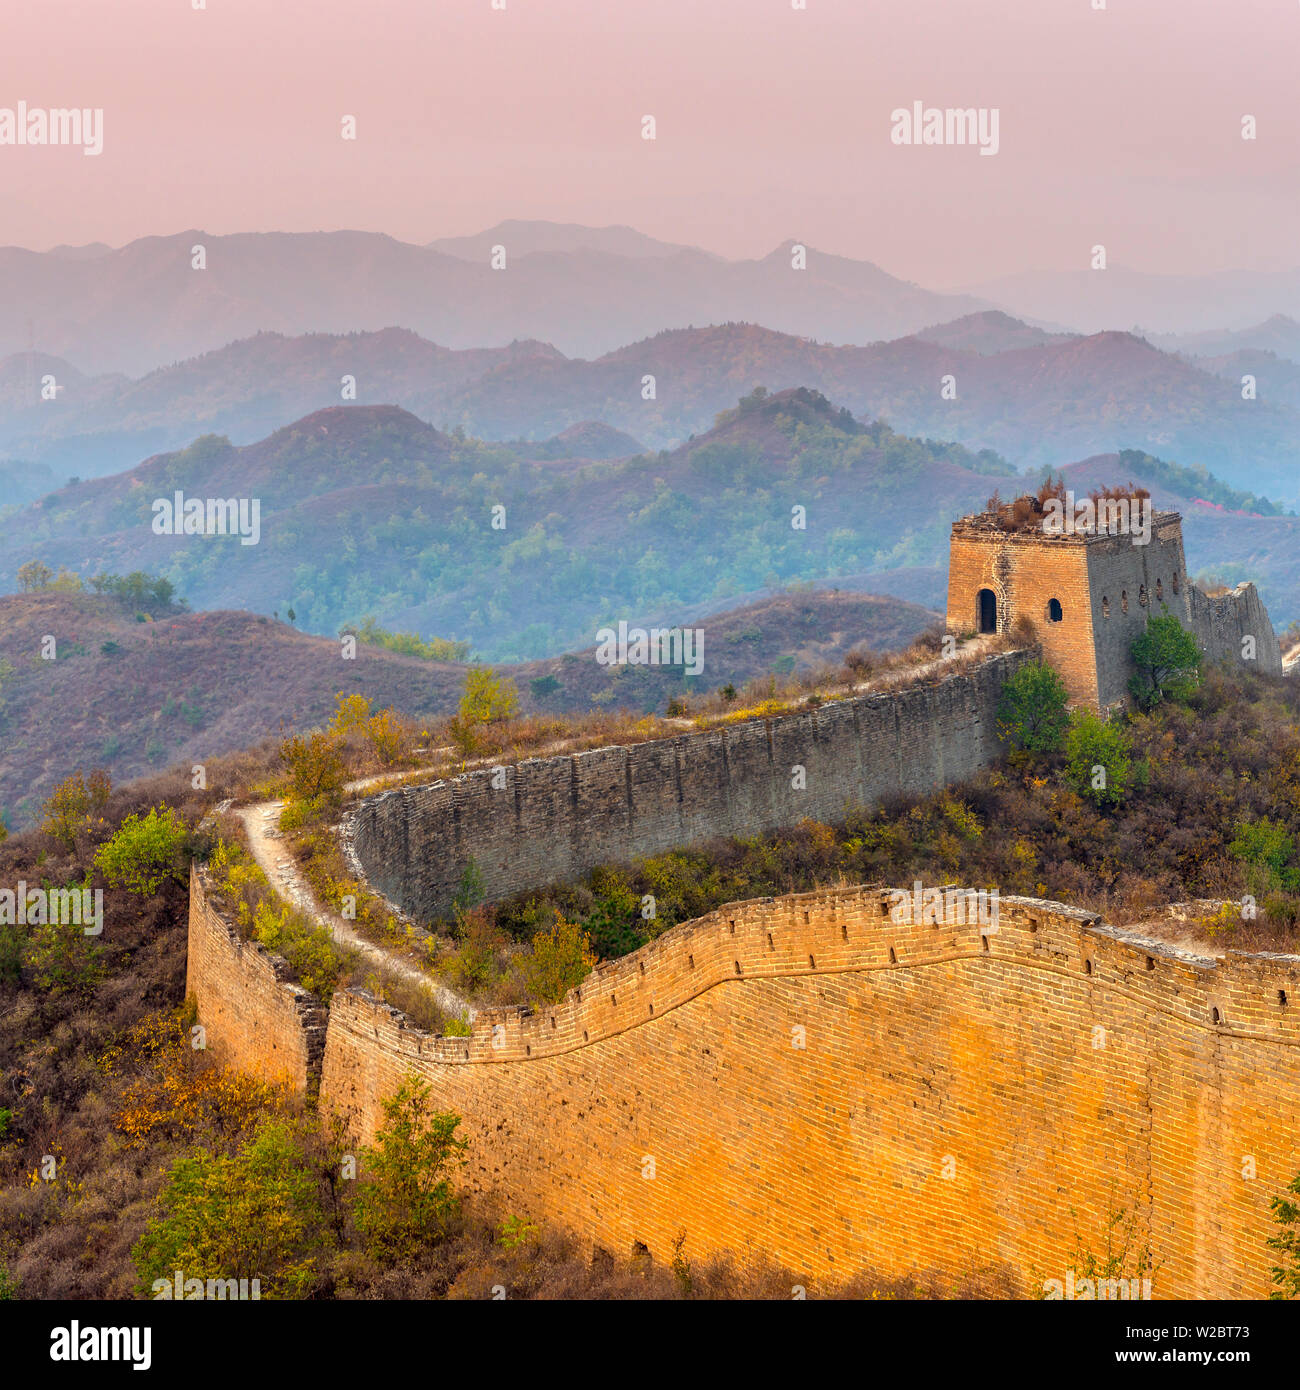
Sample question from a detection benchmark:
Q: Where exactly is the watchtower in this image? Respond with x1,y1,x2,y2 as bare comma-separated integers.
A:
946,502,1192,709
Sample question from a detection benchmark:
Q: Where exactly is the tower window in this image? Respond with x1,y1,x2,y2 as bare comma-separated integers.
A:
976,588,997,634
1047,598,1063,623
1139,584,1148,607
1121,590,1129,614
1156,579,1163,601
1172,572,1180,595
1102,596,1110,618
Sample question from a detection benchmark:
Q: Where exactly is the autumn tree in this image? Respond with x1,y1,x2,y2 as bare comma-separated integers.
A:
450,668,519,756
17,560,53,592
40,769,111,851
279,730,347,808
523,915,597,1004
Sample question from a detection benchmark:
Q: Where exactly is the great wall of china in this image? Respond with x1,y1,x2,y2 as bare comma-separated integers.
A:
186,644,1300,1298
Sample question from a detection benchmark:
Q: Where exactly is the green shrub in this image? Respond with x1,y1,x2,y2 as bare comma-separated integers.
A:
132,1117,326,1298
94,806,189,894
1129,612,1202,710
996,660,1070,754
1064,711,1134,809
354,1077,467,1261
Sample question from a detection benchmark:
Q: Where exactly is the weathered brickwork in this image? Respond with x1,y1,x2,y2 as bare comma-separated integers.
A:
317,886,1300,1298
186,864,326,1091
1189,581,1283,676
346,650,1035,923
947,511,1282,708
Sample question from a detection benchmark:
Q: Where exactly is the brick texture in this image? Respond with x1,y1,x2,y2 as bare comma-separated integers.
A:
314,886,1300,1299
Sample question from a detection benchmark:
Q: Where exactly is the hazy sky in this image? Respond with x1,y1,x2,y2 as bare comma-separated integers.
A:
2,0,1296,286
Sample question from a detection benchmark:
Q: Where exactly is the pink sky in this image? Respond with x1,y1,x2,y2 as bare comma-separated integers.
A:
1,0,1296,285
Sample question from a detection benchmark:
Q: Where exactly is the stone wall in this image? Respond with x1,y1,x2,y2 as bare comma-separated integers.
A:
319,886,1300,1299
346,649,1034,923
1189,581,1284,676
185,864,326,1091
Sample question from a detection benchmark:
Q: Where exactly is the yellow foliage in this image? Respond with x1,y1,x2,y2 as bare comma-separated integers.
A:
110,1011,289,1148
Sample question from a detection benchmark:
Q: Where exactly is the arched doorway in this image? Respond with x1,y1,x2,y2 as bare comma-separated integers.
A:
977,588,997,634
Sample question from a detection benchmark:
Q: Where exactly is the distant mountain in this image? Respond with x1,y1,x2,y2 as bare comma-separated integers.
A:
1151,315,1300,365
7,317,1298,504
429,220,708,262
962,265,1300,337
0,226,987,377
0,585,934,828
1187,349,1300,413
0,392,1014,659
0,458,58,508
507,421,645,462
0,328,564,480
914,310,1072,355
444,323,1300,501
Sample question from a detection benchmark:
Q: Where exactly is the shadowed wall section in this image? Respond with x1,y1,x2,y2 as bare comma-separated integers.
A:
185,864,326,1091
345,650,1034,922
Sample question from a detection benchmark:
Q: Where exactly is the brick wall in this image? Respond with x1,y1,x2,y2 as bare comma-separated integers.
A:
345,649,1035,923
1189,582,1284,676
185,864,327,1091
319,886,1300,1298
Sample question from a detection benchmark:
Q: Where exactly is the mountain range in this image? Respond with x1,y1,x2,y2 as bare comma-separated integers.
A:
0,226,987,378
6,314,1300,504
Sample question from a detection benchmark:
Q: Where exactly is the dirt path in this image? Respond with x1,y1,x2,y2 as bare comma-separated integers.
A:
237,799,472,1021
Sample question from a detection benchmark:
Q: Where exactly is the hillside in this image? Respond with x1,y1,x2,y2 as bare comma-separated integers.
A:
0,585,936,829
0,392,1014,658
913,310,1070,355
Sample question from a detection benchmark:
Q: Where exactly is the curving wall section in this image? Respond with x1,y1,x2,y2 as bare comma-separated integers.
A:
316,884,1300,1298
